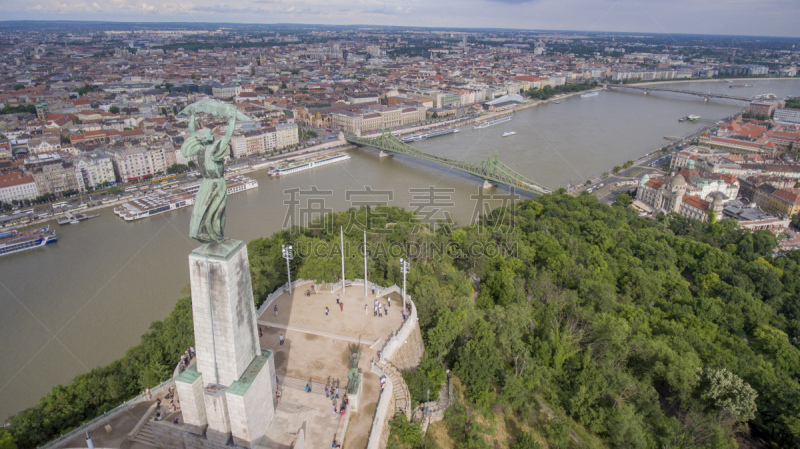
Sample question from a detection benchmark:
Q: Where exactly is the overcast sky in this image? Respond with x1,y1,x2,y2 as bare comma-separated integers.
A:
3,0,799,38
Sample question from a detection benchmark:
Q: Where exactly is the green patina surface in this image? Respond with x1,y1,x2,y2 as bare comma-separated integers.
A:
227,349,273,397
176,365,201,384
191,238,245,260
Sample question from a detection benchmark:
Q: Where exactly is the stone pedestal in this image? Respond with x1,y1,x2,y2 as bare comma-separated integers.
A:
189,240,260,387
348,373,363,412
154,240,275,449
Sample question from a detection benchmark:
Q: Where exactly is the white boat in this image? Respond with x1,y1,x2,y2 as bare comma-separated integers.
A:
268,152,350,176
502,131,516,137
474,115,512,129
580,91,599,98
687,115,701,121
114,175,257,221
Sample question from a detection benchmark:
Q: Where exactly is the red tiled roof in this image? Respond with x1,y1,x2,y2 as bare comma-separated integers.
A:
773,188,800,205
682,195,709,211
0,172,35,188
645,179,664,189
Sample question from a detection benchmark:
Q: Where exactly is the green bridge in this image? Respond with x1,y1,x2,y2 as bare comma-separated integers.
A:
345,131,552,195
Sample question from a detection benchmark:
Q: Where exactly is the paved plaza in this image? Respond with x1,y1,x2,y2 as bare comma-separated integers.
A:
58,285,403,449
258,284,404,448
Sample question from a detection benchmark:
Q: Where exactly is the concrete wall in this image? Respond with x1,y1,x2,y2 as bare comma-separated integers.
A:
367,362,395,449
175,368,208,435
226,353,276,448
389,324,424,371
380,297,423,369
189,242,260,386
412,378,454,433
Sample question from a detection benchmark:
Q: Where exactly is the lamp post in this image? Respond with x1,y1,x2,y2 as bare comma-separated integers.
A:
282,244,293,294
400,258,410,310
426,388,430,416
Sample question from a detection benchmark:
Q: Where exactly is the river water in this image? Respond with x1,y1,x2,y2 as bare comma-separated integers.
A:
1,79,798,420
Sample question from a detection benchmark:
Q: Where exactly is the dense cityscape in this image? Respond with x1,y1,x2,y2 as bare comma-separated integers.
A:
1,18,800,449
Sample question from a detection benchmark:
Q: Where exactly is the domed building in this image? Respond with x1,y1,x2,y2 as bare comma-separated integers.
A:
636,172,726,222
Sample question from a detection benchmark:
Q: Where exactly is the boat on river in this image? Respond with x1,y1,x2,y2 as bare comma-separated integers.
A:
0,227,57,256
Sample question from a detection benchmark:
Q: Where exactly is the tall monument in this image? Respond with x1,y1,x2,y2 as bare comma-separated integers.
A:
154,99,276,448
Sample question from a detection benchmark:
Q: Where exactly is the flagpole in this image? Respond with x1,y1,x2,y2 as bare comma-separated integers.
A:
363,230,368,297
340,226,346,293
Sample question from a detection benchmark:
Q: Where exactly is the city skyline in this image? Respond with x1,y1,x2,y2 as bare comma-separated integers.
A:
0,0,799,38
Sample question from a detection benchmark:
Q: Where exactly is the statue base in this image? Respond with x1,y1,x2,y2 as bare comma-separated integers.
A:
347,373,363,413
152,239,276,449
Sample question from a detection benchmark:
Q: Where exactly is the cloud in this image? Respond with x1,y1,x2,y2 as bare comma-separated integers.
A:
484,0,536,4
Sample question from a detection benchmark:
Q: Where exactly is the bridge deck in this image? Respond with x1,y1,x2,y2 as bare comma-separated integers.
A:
608,85,753,102
346,132,551,195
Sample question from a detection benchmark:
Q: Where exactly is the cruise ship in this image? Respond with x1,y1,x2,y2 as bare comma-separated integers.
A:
268,152,350,176
474,115,512,130
580,91,599,98
0,227,57,257
114,175,258,221
401,128,459,143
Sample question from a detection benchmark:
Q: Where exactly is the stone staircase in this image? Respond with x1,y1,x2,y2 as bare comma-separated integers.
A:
132,409,180,447
380,361,411,418
132,422,156,447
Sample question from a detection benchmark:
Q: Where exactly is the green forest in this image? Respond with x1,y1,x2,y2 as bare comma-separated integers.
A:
526,81,599,101
4,193,800,449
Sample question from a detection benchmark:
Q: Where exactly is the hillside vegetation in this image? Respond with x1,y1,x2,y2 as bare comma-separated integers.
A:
5,193,800,449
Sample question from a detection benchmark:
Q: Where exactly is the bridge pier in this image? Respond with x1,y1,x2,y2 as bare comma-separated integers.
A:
704,97,709,103
643,91,648,95
379,151,391,158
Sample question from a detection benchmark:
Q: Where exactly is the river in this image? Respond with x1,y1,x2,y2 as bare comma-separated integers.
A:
1,78,798,420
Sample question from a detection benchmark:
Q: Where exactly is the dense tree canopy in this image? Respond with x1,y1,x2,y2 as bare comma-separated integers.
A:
7,193,800,449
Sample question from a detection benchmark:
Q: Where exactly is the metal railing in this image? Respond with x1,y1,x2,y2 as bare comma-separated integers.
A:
37,374,176,449
255,279,313,317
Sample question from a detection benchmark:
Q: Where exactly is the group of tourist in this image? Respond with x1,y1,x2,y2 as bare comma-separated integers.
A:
367,296,391,317
332,392,349,416
178,346,195,374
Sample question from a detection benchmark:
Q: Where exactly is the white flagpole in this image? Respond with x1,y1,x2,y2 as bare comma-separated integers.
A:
341,226,346,293
363,230,368,297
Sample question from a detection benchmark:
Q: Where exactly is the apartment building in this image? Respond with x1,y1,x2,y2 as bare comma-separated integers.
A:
31,163,85,195
104,145,167,182
274,123,299,150
0,172,39,203
228,123,298,158
72,151,117,187
331,105,425,134
767,188,800,217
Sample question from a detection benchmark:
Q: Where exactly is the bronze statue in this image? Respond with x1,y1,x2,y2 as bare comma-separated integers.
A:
346,344,363,394
179,99,251,245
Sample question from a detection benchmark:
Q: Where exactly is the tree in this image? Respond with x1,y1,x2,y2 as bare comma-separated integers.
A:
187,160,197,170
511,432,542,449
0,429,17,449
13,84,25,91
614,193,632,208
109,106,120,114
697,368,758,423
108,186,121,194
167,163,189,174
612,165,622,174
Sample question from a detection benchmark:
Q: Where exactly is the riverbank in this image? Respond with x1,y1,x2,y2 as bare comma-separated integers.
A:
0,142,355,233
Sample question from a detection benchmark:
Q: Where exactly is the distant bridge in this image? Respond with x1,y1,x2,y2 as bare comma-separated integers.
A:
346,131,552,195
607,85,754,102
